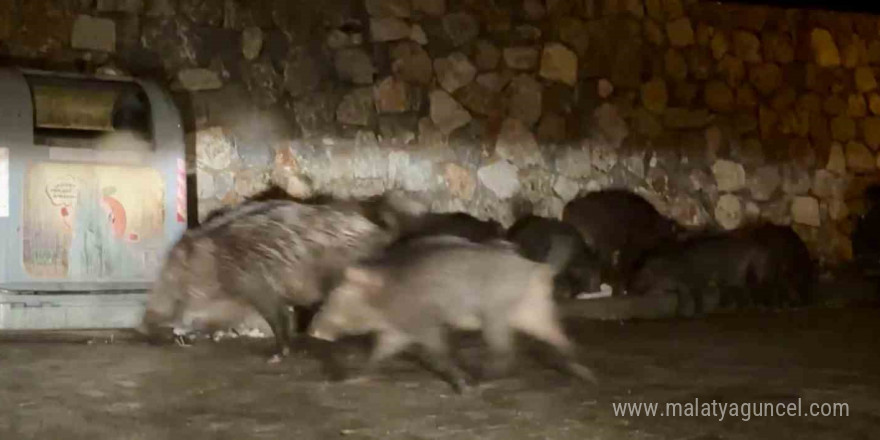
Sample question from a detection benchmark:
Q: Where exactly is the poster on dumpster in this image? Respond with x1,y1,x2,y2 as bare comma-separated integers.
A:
22,162,166,279
0,148,8,218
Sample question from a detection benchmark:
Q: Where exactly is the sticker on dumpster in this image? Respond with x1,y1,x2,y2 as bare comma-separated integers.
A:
0,148,8,218
23,162,166,279
46,176,80,207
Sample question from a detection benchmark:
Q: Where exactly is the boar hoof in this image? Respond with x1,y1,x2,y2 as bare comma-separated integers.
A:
174,335,192,347
266,346,291,364
450,378,474,395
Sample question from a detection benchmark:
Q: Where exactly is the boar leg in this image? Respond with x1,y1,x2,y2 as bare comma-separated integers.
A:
358,330,413,379
691,285,706,317
723,283,750,310
552,274,575,301
763,280,784,309
293,305,319,334
481,317,516,380
339,330,413,385
674,285,699,318
512,298,598,385
247,296,294,363
284,275,324,336
415,327,471,394
607,249,630,295
784,280,802,308
138,308,177,345
717,285,739,311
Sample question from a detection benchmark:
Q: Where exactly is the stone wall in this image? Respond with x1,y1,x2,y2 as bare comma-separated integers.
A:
3,0,880,266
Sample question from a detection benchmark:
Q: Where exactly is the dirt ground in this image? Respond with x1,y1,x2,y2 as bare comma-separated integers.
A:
1,306,878,440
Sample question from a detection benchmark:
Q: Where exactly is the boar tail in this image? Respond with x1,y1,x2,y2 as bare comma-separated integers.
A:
545,234,576,274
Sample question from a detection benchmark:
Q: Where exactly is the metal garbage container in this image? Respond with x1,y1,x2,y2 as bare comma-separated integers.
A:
0,67,187,329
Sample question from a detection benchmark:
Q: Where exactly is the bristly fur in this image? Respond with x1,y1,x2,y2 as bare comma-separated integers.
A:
140,194,420,358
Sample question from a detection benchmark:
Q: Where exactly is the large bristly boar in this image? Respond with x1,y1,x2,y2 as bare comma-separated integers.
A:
506,215,603,299
563,189,681,295
738,223,814,307
307,235,598,393
163,185,338,343
626,229,772,316
137,192,424,362
628,222,814,316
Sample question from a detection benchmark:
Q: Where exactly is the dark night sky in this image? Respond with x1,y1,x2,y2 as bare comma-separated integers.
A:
723,0,880,14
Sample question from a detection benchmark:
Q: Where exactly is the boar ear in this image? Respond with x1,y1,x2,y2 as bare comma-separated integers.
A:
344,266,384,289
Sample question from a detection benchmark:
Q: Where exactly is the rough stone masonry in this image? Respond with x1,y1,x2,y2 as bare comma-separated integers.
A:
3,0,880,267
